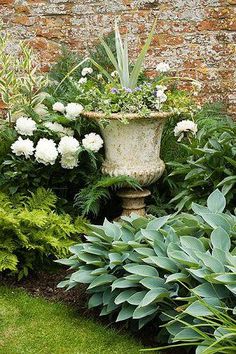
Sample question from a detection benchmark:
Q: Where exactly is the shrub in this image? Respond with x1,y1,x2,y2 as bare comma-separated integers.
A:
57,190,236,331
0,188,84,279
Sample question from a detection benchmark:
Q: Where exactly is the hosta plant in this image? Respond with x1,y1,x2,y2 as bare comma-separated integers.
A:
57,190,236,331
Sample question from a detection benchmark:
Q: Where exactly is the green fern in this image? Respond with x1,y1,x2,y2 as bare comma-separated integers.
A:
25,187,57,212
74,175,141,217
0,187,80,277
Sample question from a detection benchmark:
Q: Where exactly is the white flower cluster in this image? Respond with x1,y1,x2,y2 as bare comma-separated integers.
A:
82,67,93,76
174,120,198,142
155,85,167,110
44,122,74,137
58,136,80,169
15,117,37,136
53,101,84,120
156,62,170,73
35,138,58,165
11,137,35,159
82,133,104,153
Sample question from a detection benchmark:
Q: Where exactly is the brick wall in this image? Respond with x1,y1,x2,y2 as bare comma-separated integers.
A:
1,0,236,117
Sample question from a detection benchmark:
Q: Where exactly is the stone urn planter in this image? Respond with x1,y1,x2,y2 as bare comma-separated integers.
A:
82,111,172,216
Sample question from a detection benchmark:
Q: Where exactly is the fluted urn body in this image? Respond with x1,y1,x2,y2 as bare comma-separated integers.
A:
82,111,171,215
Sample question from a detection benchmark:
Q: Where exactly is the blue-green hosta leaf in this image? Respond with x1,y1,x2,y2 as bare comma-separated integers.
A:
144,256,179,273
133,304,158,319
70,270,96,284
200,214,231,233
135,247,156,257
146,215,170,231
108,252,124,265
168,249,199,267
121,227,134,242
193,283,229,299
184,300,214,317
210,227,231,252
195,252,225,273
226,284,236,295
124,264,158,277
81,244,107,257
138,313,156,329
188,268,210,279
173,328,203,342
112,241,129,251
112,279,138,290
196,344,210,354
131,216,149,230
116,303,135,322
141,229,164,242
207,189,226,213
57,280,70,288
165,273,189,284
103,219,122,240
88,274,116,289
139,288,169,307
77,253,103,266
114,289,137,305
212,248,227,264
140,277,166,289
69,244,84,254
180,236,205,252
191,203,210,215
214,274,236,284
127,291,147,305
91,267,108,275
88,293,103,308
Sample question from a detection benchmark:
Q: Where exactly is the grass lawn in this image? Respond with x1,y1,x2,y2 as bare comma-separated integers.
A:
0,286,142,354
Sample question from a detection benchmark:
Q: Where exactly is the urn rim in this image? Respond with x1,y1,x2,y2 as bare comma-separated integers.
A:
81,111,172,121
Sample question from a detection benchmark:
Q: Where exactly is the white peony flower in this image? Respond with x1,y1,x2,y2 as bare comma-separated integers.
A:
65,103,84,120
174,120,198,142
35,138,58,165
34,103,49,117
58,136,80,156
60,154,79,169
53,102,65,113
82,133,103,152
15,117,37,136
78,77,87,85
156,62,170,73
81,67,93,76
44,122,74,137
11,137,34,159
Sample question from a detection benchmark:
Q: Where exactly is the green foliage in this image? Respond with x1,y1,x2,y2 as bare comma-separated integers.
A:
147,298,236,353
0,27,47,121
74,175,141,217
57,190,236,333
0,188,82,279
166,115,236,212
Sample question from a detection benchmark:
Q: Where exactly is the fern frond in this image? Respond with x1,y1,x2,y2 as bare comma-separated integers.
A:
74,175,141,216
26,187,57,212
0,250,18,271
18,209,48,228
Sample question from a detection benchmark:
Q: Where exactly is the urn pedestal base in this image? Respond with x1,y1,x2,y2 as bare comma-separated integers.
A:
117,188,151,217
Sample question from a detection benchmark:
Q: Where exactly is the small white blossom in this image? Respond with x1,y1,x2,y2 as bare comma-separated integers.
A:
35,138,58,165
82,133,103,152
58,136,80,156
111,70,118,78
44,122,74,137
78,77,87,85
156,85,167,92
156,90,167,103
15,117,37,136
60,155,79,169
34,103,49,117
52,102,65,113
82,67,93,76
11,137,34,159
156,62,170,73
65,103,84,120
174,120,198,142
97,74,103,80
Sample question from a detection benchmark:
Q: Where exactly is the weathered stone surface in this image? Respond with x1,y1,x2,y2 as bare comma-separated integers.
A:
0,0,235,117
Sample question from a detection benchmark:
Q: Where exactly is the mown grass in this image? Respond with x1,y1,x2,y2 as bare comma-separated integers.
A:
0,286,142,354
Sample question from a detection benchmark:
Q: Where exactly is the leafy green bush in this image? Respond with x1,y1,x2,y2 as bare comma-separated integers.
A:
147,297,236,353
57,190,236,332
0,188,83,279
